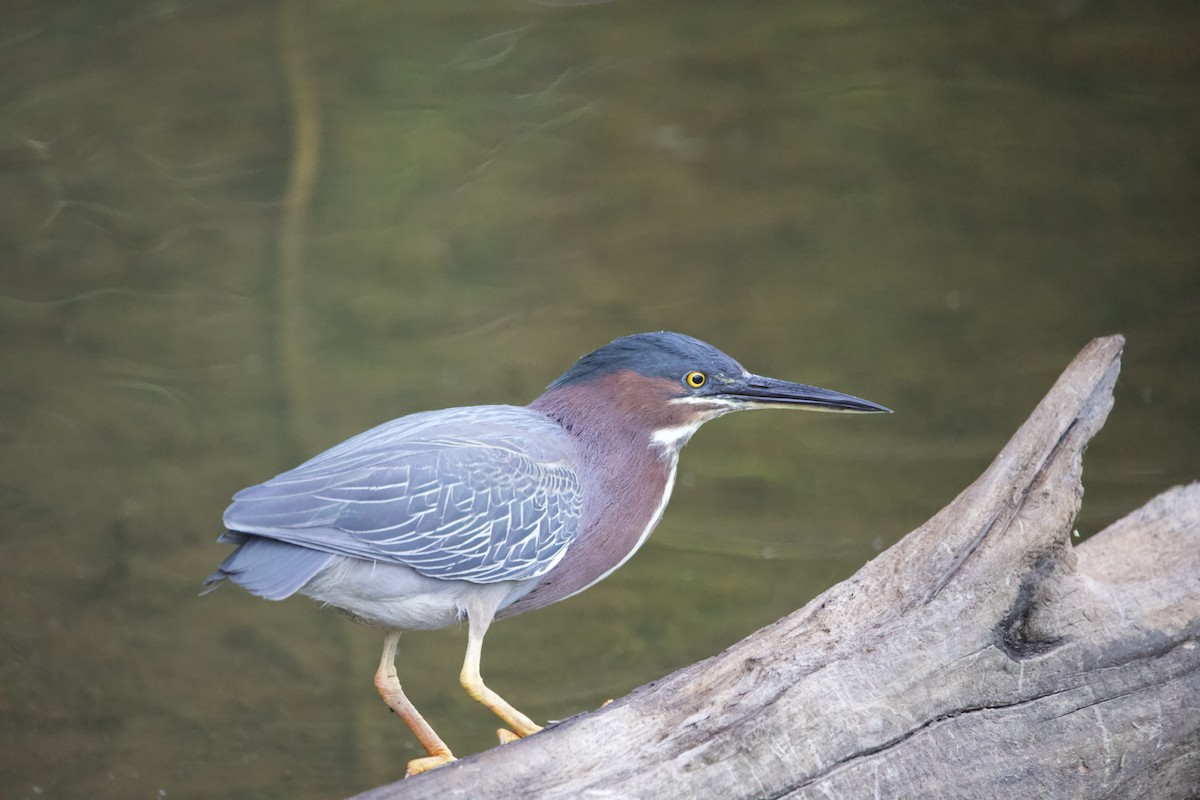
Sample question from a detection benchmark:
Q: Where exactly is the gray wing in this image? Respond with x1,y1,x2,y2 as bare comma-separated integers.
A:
222,406,583,584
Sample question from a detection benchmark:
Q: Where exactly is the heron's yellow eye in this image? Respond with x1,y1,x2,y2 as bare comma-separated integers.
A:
685,371,707,389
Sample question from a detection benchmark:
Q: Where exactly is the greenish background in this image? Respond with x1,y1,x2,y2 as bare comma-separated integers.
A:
1,2,1197,798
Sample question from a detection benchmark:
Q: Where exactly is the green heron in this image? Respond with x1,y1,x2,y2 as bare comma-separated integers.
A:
206,332,889,775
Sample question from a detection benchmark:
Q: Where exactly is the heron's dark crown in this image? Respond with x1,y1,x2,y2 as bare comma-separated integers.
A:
547,332,745,392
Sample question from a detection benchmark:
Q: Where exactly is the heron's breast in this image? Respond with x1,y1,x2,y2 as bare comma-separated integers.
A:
498,449,676,616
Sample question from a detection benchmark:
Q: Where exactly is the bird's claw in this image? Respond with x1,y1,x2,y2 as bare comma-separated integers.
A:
496,717,544,744
406,752,456,776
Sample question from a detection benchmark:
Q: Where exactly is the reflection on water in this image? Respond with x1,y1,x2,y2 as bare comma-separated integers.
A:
1,2,1197,797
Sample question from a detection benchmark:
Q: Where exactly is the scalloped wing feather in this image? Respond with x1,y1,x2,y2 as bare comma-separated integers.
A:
222,406,582,584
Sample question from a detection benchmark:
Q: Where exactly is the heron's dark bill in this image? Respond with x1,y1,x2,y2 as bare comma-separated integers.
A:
717,375,892,414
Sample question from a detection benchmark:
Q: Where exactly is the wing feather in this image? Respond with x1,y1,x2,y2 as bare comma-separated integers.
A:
222,406,582,584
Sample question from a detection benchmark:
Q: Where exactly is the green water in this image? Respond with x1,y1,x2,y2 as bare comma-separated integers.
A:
1,2,1197,798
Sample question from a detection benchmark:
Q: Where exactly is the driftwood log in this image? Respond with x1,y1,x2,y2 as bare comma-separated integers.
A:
352,335,1200,800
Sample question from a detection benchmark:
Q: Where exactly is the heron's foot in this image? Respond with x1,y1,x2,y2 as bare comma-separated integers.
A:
406,752,456,776
496,720,543,745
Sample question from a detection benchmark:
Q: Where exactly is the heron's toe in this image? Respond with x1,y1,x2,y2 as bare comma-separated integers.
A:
406,753,455,776
496,719,545,744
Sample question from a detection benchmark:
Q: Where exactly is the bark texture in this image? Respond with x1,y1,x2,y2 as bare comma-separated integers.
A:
351,335,1200,800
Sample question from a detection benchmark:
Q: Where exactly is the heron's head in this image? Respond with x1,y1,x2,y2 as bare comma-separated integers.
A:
537,331,890,454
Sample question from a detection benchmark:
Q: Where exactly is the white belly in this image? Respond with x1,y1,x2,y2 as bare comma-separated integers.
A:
300,556,534,630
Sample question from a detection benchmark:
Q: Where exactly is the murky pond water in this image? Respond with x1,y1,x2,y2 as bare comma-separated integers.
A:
1,2,1197,798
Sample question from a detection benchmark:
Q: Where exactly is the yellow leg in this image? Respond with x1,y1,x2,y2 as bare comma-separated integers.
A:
460,612,543,741
373,631,456,776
